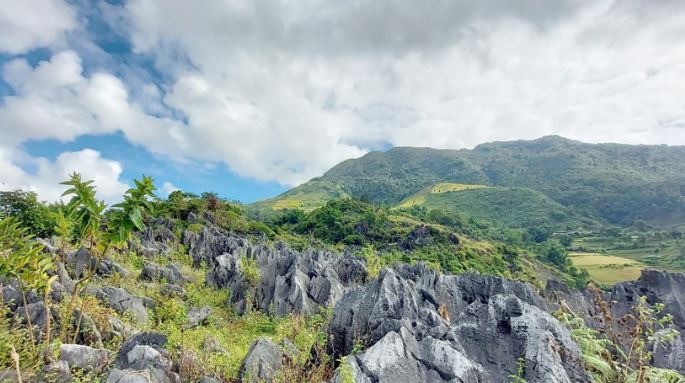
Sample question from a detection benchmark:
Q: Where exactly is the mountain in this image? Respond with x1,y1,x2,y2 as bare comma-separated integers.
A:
254,136,685,227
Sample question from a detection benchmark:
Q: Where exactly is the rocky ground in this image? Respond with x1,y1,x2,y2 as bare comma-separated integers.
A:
2,217,685,382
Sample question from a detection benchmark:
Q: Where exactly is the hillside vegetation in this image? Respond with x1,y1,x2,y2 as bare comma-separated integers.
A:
2,172,684,382
256,136,685,227
395,184,591,229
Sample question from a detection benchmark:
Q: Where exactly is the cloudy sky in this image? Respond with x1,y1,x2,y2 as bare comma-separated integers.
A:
1,0,684,203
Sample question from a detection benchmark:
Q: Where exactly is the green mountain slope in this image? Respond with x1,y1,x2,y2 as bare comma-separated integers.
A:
250,179,350,216
261,136,685,226
394,183,597,229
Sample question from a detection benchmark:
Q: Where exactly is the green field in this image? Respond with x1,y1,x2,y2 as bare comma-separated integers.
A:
570,252,645,285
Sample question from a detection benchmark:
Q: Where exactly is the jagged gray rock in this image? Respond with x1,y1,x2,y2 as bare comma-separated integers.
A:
72,308,104,347
329,264,591,383
95,287,149,324
238,338,287,383
14,301,57,341
108,332,180,383
182,225,248,267
197,225,367,316
67,247,97,279
609,270,685,374
140,262,187,284
59,344,110,372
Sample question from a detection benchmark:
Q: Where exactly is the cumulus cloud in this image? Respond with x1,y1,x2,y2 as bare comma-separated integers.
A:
160,182,180,197
121,0,685,182
0,147,129,204
0,0,76,53
2,0,685,194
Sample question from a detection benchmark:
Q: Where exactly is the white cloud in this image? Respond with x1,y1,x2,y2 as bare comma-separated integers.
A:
160,182,180,197
0,147,129,204
0,0,76,53
3,0,685,194
120,0,685,184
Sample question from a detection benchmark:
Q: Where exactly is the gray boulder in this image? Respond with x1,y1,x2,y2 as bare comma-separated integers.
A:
609,270,685,373
67,247,97,279
140,262,187,284
71,308,103,347
38,360,71,383
182,225,247,267
95,287,149,324
108,332,180,383
14,301,57,341
159,283,187,298
59,344,110,372
187,306,212,328
238,338,288,383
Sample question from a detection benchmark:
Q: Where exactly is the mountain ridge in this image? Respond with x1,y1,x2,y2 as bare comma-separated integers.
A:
253,136,685,227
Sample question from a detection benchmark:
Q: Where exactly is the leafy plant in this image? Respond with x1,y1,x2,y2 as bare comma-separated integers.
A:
509,357,528,383
0,217,57,362
555,291,685,383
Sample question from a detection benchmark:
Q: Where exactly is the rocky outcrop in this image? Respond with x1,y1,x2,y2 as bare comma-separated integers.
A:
329,264,591,383
136,217,178,258
609,270,685,373
182,223,367,316
182,225,248,267
206,245,367,316
66,248,127,279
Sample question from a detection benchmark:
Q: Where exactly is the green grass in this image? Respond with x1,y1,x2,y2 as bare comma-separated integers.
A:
569,252,645,285
395,183,488,209
249,180,350,215
395,184,582,229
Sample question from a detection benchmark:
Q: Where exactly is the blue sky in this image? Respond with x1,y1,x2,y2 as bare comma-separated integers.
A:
1,0,684,204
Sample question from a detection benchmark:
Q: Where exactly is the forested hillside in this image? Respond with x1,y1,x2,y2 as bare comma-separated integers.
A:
257,136,685,227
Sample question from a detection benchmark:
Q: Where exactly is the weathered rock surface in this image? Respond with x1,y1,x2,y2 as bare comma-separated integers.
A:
140,262,187,284
38,360,72,383
59,344,111,372
94,287,149,324
182,225,248,267
65,247,127,279
329,264,591,383
108,332,180,383
209,247,367,315
72,308,104,347
187,306,212,328
609,270,685,373
238,338,288,383
14,301,57,341
190,225,367,316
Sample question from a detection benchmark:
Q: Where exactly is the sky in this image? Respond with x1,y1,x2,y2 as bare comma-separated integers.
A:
1,0,684,204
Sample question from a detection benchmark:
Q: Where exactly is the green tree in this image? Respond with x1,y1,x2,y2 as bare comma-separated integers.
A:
544,243,569,268
0,190,55,238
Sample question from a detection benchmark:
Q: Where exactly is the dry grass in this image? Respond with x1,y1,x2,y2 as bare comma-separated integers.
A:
570,252,645,285
429,183,488,194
